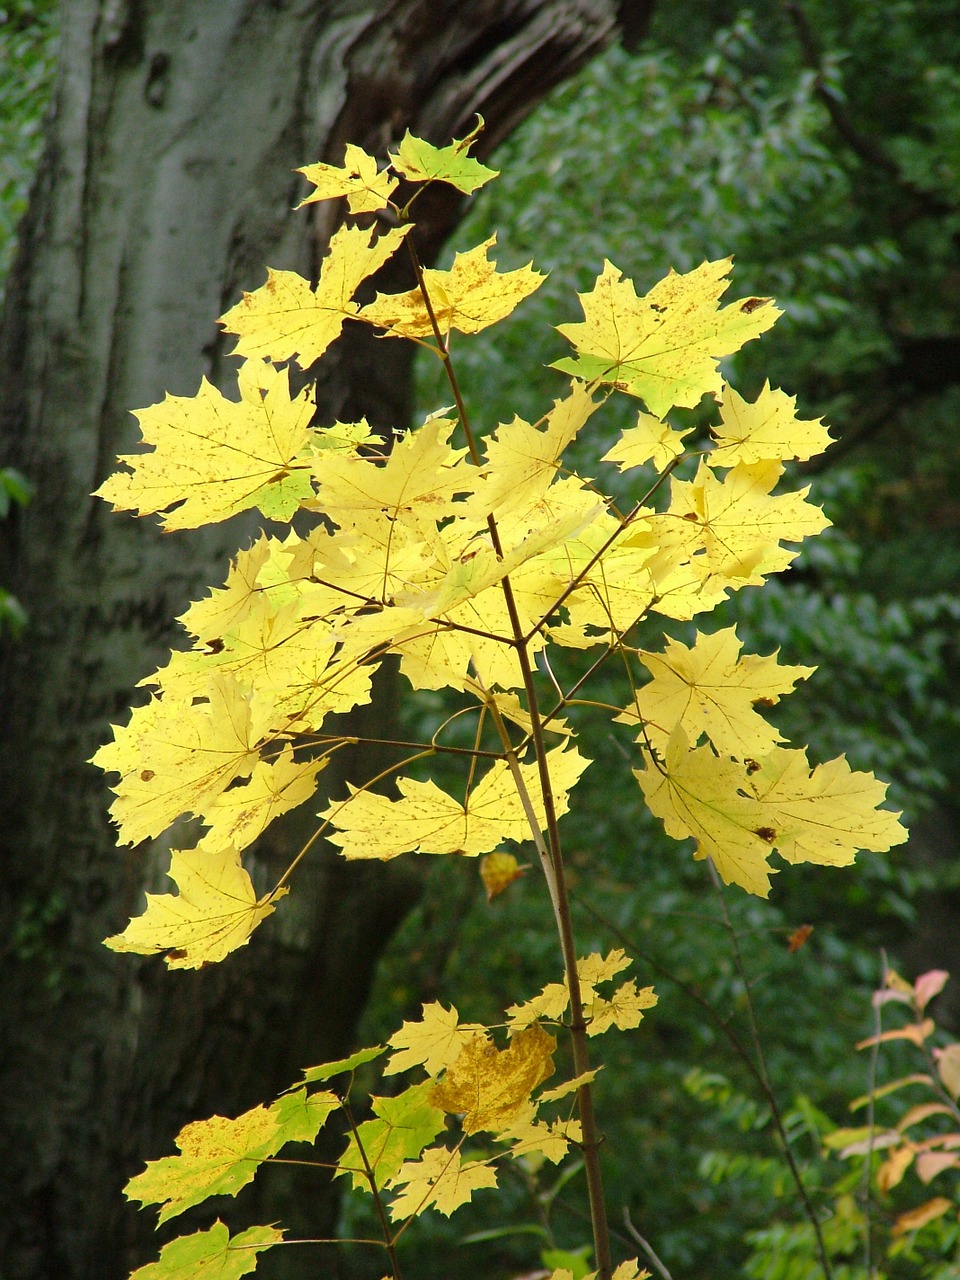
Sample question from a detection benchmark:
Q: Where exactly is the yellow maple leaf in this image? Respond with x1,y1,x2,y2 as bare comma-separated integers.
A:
636,730,906,896
220,222,410,366
585,979,658,1036
637,459,830,592
296,143,397,214
708,382,832,466
748,747,907,870
462,382,598,525
619,627,815,757
201,746,327,853
359,235,544,338
104,840,287,968
321,744,589,860
125,1088,336,1222
499,1114,583,1163
387,1146,498,1220
506,982,571,1030
96,360,316,529
602,411,692,473
385,1003,484,1077
93,674,274,846
578,949,633,987
553,258,780,419
311,413,472,539
430,1024,556,1134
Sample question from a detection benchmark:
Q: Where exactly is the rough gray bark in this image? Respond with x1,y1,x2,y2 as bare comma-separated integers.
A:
0,2,642,1277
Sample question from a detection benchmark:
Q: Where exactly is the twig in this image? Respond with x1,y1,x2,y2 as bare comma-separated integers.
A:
623,1208,674,1280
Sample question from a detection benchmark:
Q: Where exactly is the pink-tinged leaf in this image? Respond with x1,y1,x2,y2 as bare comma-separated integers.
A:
897,1102,956,1132
936,1044,960,1099
917,1151,960,1183
857,1018,935,1050
892,1196,953,1236
838,1131,901,1158
873,988,914,1008
915,970,950,1012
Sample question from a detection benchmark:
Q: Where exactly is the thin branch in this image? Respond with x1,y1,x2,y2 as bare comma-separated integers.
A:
623,1208,674,1280
707,864,833,1280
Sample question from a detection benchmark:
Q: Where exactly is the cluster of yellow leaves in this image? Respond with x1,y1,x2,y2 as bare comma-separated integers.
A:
506,949,657,1038
93,124,904,982
126,959,645,1276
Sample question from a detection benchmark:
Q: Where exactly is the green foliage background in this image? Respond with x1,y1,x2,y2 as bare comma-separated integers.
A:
4,2,960,1276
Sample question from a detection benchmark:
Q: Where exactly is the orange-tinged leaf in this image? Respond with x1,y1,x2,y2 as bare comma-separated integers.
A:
430,1025,556,1134
877,1143,915,1191
915,969,950,1012
220,222,410,366
103,841,287,969
96,361,316,529
129,1222,284,1280
297,143,397,214
385,1003,484,1077
708,382,832,466
917,1151,960,1183
387,1146,498,1220
892,1196,953,1236
553,257,780,419
788,924,814,952
857,1019,936,1050
125,1088,336,1222
480,851,526,901
897,1102,956,1132
937,1044,960,1099
359,235,544,338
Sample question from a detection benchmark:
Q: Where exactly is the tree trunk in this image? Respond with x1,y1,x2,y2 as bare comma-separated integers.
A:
0,2,637,1277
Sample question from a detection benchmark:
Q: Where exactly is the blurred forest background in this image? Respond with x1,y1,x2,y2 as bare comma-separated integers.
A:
3,1,960,1277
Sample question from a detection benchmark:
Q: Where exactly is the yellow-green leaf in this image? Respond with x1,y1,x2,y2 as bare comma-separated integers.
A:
129,1222,283,1280
336,1081,446,1191
125,1089,336,1223
389,122,498,194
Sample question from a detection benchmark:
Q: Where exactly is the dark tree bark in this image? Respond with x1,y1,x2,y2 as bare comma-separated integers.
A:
0,2,644,1277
